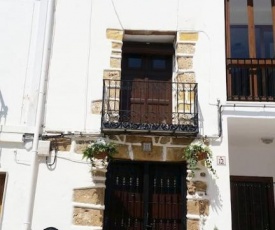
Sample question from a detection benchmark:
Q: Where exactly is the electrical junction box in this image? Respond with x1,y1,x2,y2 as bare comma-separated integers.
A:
37,140,51,156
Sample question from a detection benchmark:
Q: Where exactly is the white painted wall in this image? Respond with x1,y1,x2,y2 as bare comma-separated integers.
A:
0,0,41,127
0,145,92,230
228,116,275,180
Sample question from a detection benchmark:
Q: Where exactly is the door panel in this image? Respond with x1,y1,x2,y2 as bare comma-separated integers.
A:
103,161,186,230
121,51,172,124
230,176,275,230
147,164,184,230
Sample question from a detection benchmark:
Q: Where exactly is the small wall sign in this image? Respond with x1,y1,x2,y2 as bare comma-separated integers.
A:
142,142,152,152
217,156,226,166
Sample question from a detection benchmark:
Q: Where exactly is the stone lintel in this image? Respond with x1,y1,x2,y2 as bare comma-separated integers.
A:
179,32,198,41
132,145,163,161
171,137,194,145
126,136,153,143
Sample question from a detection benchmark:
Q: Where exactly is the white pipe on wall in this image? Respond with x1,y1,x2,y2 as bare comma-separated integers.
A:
23,0,55,229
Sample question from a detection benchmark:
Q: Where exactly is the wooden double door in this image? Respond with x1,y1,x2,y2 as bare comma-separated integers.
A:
103,161,187,230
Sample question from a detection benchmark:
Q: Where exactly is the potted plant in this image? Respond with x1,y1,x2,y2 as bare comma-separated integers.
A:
183,141,216,177
83,138,118,167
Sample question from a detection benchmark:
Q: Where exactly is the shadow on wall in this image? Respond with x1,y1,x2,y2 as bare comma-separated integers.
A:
209,174,223,214
0,91,8,125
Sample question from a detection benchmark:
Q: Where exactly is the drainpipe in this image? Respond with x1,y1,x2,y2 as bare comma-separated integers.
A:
23,0,55,230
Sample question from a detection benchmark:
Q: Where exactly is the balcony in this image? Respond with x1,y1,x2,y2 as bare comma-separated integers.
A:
101,79,198,135
226,58,275,101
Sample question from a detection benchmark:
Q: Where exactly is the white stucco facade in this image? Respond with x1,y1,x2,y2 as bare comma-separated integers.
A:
0,0,274,230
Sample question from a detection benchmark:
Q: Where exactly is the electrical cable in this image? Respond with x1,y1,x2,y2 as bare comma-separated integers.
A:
56,155,90,164
83,0,94,131
20,5,36,123
46,138,57,167
111,0,124,30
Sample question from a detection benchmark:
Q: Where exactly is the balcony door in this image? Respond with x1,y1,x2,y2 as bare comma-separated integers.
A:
120,42,173,124
103,161,187,230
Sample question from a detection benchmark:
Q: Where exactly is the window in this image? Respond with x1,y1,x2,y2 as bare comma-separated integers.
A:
225,0,275,101
231,25,274,58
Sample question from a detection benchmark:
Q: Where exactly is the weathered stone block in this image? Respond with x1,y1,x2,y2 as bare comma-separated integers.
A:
112,41,123,49
111,50,122,56
177,57,193,69
106,29,124,40
114,144,130,159
187,199,209,216
184,104,191,113
187,219,200,230
108,88,120,98
166,147,184,161
187,181,207,195
154,137,160,143
103,70,121,80
199,199,209,215
75,141,90,154
187,200,200,215
179,32,198,41
187,181,196,195
126,136,153,143
177,103,193,113
176,43,196,54
178,91,185,101
91,170,106,177
108,135,120,141
91,100,102,114
73,208,103,226
159,137,171,144
193,181,207,192
106,100,119,111
74,188,105,205
171,137,194,145
55,138,71,151
110,57,121,68
176,73,196,83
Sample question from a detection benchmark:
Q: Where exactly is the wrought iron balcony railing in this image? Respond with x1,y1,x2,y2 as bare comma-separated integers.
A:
227,58,275,101
101,79,198,135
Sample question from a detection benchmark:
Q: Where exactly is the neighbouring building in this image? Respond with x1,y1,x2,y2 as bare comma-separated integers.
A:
0,0,274,229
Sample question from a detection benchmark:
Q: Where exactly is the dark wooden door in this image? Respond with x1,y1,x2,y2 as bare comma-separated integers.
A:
103,161,186,230
230,176,275,230
120,44,173,124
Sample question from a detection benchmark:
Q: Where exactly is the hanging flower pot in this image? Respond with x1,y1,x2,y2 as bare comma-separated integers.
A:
196,151,208,161
183,140,216,177
93,151,108,159
83,138,118,167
